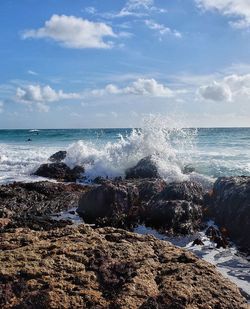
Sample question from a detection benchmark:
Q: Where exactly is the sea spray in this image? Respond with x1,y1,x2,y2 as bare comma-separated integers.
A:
65,115,199,182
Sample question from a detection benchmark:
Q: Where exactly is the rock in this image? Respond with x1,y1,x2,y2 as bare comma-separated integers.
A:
145,199,202,235
205,226,228,249
48,150,67,163
209,176,250,250
0,181,89,231
143,181,204,234
125,156,160,179
93,176,110,185
34,162,85,182
77,180,204,235
0,225,247,308
77,182,139,229
155,181,204,205
183,164,195,174
192,238,204,246
136,178,166,202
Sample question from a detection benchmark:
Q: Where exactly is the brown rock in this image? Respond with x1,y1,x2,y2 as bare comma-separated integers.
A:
0,225,247,308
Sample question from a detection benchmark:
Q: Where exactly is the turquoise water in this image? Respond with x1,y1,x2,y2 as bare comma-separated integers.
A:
0,127,250,184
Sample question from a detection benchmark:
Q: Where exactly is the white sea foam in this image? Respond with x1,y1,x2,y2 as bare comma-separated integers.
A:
0,143,59,184
1,117,250,185
65,115,213,185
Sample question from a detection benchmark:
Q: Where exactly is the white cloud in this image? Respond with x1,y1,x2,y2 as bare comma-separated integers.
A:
103,0,166,18
145,20,182,38
28,70,38,76
16,84,80,103
84,7,97,15
22,14,117,49
92,78,174,97
198,73,250,102
0,101,4,113
196,0,250,28
199,81,232,101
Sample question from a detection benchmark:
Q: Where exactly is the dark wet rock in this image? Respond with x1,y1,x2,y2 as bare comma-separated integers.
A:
93,176,110,185
136,178,166,202
48,150,67,162
125,156,160,179
34,162,85,182
192,238,204,246
183,164,195,174
77,180,204,235
0,181,89,231
77,182,139,229
0,225,247,308
142,181,204,234
155,181,204,205
209,176,250,250
205,226,228,249
144,199,202,235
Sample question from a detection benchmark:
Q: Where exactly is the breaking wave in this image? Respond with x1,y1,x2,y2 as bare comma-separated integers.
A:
65,115,212,186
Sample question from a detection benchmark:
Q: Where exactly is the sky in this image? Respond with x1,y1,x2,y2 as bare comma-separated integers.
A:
1,0,250,128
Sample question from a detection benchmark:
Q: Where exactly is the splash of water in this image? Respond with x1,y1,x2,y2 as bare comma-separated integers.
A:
65,115,201,182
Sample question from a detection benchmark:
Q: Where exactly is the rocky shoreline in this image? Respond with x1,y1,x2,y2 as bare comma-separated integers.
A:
0,152,249,308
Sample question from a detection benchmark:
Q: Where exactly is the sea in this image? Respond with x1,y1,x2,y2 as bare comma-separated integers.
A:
0,122,250,299
0,125,250,185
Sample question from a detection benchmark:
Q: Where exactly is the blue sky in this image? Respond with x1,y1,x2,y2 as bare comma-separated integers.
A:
1,0,250,128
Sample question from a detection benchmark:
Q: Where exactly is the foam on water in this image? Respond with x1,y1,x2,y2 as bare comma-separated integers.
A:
65,115,213,185
1,117,250,184
0,143,60,184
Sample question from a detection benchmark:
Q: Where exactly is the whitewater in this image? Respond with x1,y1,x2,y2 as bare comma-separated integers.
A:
1,117,250,185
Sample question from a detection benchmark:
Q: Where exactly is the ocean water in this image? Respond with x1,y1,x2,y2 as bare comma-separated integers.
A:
0,123,250,184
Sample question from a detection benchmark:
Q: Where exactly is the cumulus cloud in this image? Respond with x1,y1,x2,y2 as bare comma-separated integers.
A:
16,84,80,103
16,84,81,112
22,15,117,49
198,74,250,102
196,0,250,28
16,85,80,107
92,78,174,97
199,81,232,102
145,20,182,38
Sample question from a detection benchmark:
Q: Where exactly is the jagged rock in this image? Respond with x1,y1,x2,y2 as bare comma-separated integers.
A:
192,238,204,246
143,181,204,234
0,225,247,308
136,178,166,202
34,162,85,182
48,150,67,162
0,181,88,231
77,180,204,235
77,182,139,229
154,181,204,204
209,176,250,250
144,199,202,235
125,156,160,179
205,226,228,249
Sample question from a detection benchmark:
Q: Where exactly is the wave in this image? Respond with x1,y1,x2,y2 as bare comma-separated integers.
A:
64,115,213,186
